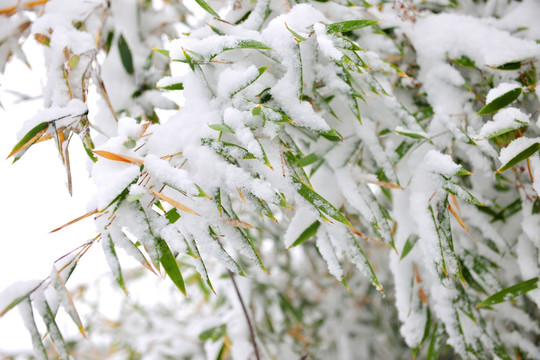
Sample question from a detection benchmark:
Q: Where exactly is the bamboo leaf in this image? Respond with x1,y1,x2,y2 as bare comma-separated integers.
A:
186,235,215,293
153,48,169,58
92,150,144,164
400,234,419,260
293,178,351,226
194,0,220,18
19,298,49,360
209,124,235,134
326,20,379,34
50,267,86,337
7,122,49,161
283,150,312,188
222,218,256,229
157,237,186,295
230,66,269,98
442,180,485,206
496,142,540,173
0,281,40,317
157,82,183,90
477,277,538,308
288,221,320,249
149,189,200,216
36,297,69,359
102,235,128,295
477,88,522,115
118,34,134,75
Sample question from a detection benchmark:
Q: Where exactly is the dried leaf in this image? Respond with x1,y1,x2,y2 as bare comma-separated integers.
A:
148,189,200,216
92,150,143,164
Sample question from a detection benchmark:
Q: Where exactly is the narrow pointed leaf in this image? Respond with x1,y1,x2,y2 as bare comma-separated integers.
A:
209,124,235,134
37,298,69,359
288,221,320,249
326,20,379,34
7,122,49,160
442,180,484,206
149,189,200,216
400,234,419,260
0,281,41,317
118,34,134,75
19,298,49,360
93,150,144,164
293,178,351,226
102,235,128,295
477,88,522,115
477,277,538,308
50,267,86,337
496,142,540,173
194,0,220,18
157,237,186,295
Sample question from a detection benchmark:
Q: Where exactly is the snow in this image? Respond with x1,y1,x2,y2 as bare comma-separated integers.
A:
0,281,41,315
477,107,529,139
498,137,540,168
485,83,522,104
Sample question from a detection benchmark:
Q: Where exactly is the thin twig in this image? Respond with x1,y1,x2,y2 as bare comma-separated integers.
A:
227,270,261,360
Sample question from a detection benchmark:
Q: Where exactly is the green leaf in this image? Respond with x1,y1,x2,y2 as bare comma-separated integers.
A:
165,208,180,224
118,34,134,75
285,23,307,42
288,221,320,249
199,324,226,342
400,234,419,260
157,237,186,296
450,55,476,68
442,180,484,206
426,322,444,360
202,138,256,160
395,128,428,140
230,66,269,97
103,235,127,295
8,121,49,162
209,124,235,134
477,277,538,308
38,299,69,359
283,151,312,188
50,268,86,337
157,82,184,91
124,137,136,149
496,141,540,173
319,127,343,141
326,20,379,34
234,39,271,50
153,48,169,58
294,178,351,226
482,126,526,140
19,298,49,360
194,0,220,18
186,235,215,293
0,283,40,317
477,87,522,115
492,61,522,70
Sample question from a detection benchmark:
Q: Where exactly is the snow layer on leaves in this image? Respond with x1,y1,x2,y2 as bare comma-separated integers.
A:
485,83,522,104
0,281,40,314
16,99,87,139
498,136,540,167
144,154,198,196
478,107,529,139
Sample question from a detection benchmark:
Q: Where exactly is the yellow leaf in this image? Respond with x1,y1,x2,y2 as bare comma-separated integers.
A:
92,150,143,164
50,209,98,233
148,189,200,216
222,219,256,229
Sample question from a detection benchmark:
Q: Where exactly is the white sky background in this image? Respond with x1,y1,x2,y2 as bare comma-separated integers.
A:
0,42,99,352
